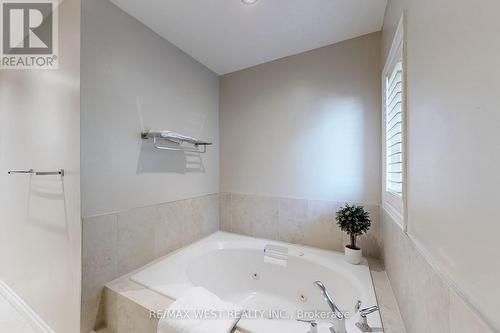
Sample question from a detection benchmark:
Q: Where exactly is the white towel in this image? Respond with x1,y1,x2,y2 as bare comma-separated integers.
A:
158,287,243,333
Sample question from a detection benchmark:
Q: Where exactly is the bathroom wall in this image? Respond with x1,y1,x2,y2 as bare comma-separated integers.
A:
81,0,219,218
82,194,218,333
220,33,382,256
0,0,81,332
221,193,381,258
381,0,500,331
80,1,220,332
381,213,494,333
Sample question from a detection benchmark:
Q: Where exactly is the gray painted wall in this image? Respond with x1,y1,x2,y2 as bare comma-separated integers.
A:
218,32,383,261
80,1,221,331
0,0,81,331
81,0,220,218
382,0,500,330
220,32,382,206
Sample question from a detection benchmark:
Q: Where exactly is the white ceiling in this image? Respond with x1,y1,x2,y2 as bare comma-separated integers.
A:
110,0,387,75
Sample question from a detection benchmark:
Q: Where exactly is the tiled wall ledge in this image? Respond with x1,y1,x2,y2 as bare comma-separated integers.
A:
220,192,381,258
81,194,219,333
381,210,496,333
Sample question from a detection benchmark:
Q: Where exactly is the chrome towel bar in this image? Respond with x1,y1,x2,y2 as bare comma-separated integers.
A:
141,130,212,153
8,169,64,176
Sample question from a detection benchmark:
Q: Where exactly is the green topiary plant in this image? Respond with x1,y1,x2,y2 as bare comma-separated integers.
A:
335,204,371,250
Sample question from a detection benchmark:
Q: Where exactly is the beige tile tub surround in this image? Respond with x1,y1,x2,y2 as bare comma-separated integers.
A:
381,211,495,333
82,194,219,333
368,259,407,333
102,274,247,333
220,193,381,258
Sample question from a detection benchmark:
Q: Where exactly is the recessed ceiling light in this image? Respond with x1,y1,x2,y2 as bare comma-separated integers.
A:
241,0,258,5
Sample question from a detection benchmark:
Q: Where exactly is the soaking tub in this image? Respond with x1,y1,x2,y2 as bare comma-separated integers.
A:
131,232,382,333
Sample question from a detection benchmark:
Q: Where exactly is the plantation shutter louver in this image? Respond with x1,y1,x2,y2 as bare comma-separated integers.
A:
385,62,403,196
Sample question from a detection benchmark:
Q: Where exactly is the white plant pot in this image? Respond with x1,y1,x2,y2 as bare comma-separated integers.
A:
345,246,362,265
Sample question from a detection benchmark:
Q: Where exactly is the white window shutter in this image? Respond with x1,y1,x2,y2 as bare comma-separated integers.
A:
385,62,403,196
382,13,406,229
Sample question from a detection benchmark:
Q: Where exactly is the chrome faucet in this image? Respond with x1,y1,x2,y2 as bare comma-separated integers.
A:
313,281,342,316
297,319,318,333
354,300,379,332
310,281,347,333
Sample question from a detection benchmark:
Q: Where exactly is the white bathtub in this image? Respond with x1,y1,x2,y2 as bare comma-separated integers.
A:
131,232,382,333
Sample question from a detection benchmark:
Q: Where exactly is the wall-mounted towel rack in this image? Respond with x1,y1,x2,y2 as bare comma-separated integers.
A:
8,169,65,176
141,130,212,153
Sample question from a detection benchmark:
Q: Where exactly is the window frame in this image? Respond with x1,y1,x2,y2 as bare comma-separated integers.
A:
382,13,407,230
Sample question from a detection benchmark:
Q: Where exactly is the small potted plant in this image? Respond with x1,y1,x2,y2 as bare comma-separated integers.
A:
335,204,371,265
